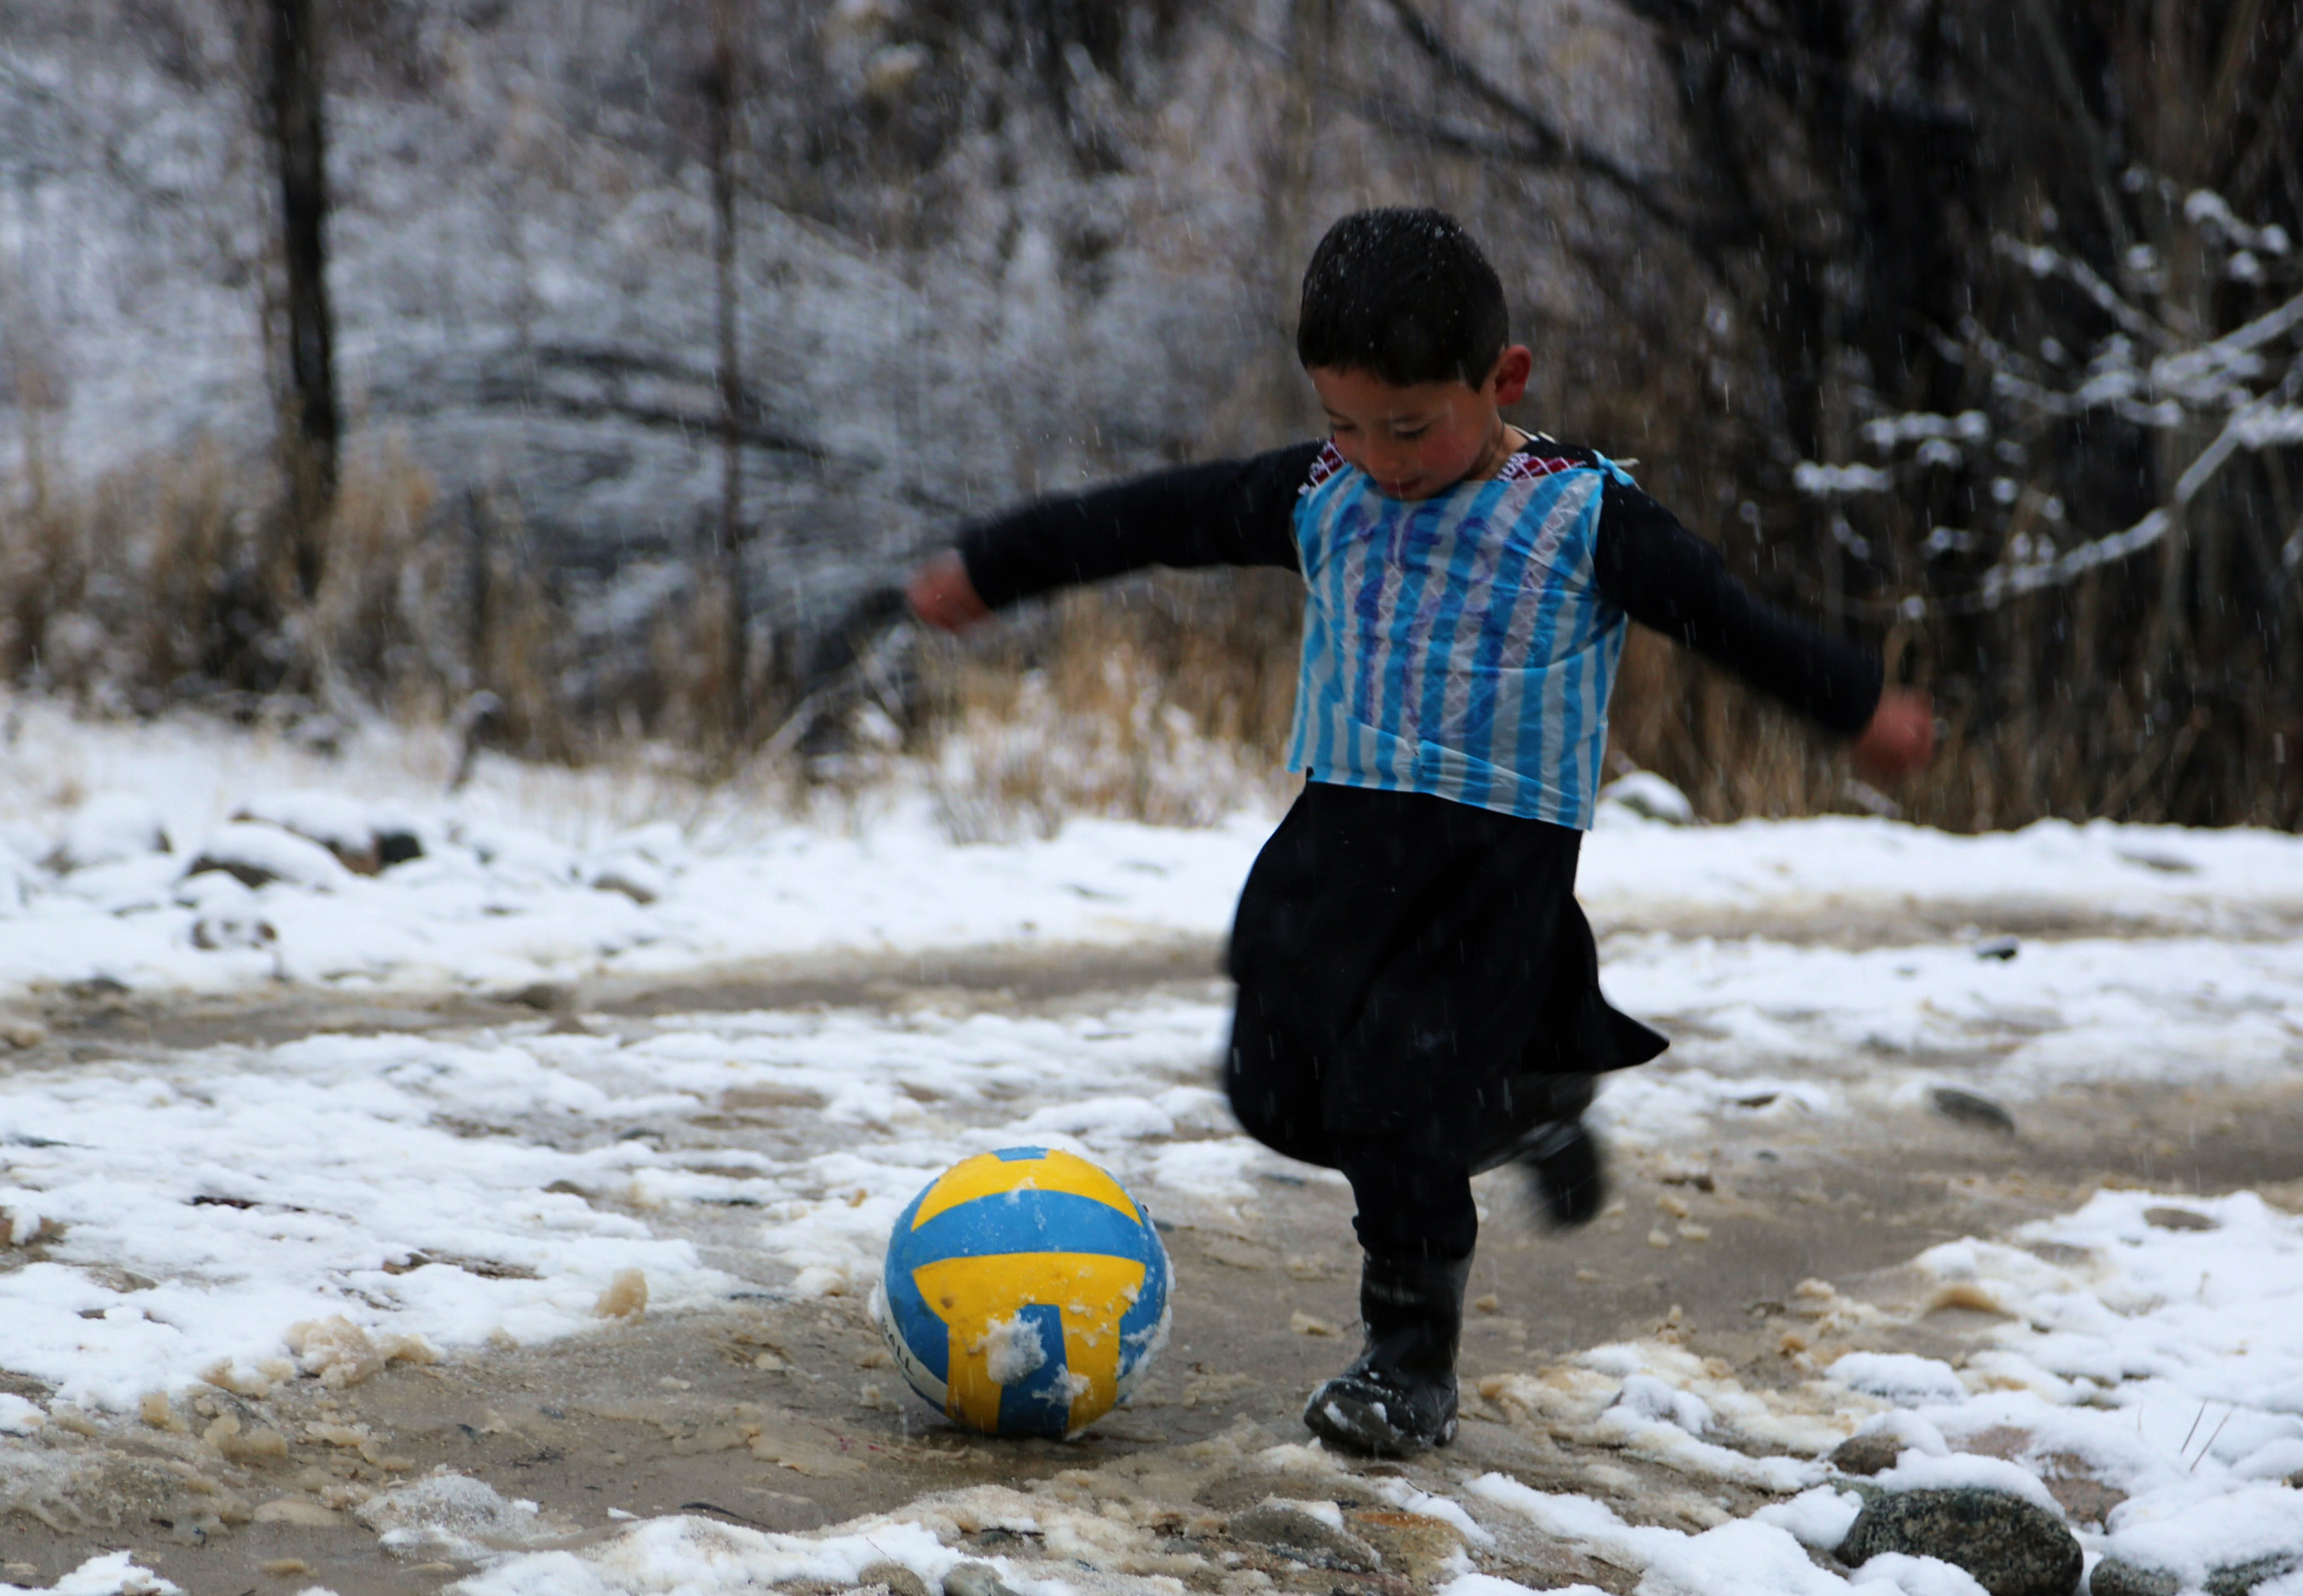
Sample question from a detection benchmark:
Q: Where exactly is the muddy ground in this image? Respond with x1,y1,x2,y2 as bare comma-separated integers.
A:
4,927,2301,1594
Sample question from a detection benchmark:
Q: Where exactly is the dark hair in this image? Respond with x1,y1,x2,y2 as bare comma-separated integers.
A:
1295,208,1508,388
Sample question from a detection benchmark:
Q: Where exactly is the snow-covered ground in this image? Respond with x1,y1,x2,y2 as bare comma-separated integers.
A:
4,701,2303,1594
0,696,2298,1008
23,1189,2303,1594
0,699,1269,1000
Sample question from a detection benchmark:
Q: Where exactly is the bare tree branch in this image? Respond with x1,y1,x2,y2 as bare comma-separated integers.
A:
1372,0,1747,249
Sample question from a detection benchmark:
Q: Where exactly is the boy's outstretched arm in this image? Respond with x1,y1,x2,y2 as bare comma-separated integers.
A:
906,442,1325,633
1594,479,1934,784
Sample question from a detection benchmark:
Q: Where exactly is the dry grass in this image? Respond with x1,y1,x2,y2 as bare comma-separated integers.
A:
913,570,1302,839
0,437,572,755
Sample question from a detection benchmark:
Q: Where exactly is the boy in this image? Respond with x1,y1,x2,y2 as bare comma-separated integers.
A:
907,208,1933,1456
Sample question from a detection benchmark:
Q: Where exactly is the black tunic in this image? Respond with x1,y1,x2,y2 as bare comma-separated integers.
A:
958,441,1882,1165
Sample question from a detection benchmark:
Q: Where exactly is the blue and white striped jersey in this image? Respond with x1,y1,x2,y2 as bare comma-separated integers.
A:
955,437,1882,809
1285,444,1634,830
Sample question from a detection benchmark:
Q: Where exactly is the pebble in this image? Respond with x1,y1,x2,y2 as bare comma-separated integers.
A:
1931,1086,2017,1135
2096,1555,2303,1596
943,1565,1022,1596
860,1567,933,1596
2089,1559,2176,1596
2206,1556,2303,1596
252,1498,345,1528
1827,1431,1905,1477
2142,1206,2217,1231
1344,1509,1462,1581
506,980,573,1012
1227,1499,1380,1572
1838,1487,2082,1596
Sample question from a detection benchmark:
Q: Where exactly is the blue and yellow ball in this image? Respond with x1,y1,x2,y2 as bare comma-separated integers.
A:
873,1147,1171,1439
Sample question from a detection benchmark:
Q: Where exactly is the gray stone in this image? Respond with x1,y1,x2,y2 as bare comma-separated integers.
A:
376,830,424,868
187,853,279,891
1344,1509,1464,1582
942,1564,1022,1596
1829,1432,1905,1476
858,1563,932,1596
2093,1552,2303,1596
1931,1087,2018,1135
1193,1472,1370,1511
1838,1488,2083,1596
2089,1559,2178,1596
504,980,573,1012
1227,1499,1380,1572
2143,1207,2217,1232
2207,1555,2303,1596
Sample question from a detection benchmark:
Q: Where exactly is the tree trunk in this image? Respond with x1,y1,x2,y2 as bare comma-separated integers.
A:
266,0,337,600
709,0,747,739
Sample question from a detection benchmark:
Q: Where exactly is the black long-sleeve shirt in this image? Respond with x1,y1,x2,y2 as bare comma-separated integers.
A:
957,440,1882,735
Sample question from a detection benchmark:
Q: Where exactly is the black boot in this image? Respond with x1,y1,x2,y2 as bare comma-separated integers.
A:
1521,1116,1607,1228
1302,1252,1469,1456
1466,1076,1606,1228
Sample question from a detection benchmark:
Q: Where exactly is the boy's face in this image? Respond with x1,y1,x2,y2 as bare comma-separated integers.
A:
1307,345,1532,501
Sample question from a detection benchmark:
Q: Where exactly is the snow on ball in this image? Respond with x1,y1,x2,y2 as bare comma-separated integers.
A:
874,1146,1170,1439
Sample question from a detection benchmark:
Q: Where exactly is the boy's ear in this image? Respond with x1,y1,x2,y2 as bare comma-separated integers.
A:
1489,345,1534,406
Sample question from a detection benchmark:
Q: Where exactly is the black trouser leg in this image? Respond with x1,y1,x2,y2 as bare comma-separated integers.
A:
1229,996,1475,1453
1224,985,1337,1169
1229,984,1480,1260
1333,1135,1478,1262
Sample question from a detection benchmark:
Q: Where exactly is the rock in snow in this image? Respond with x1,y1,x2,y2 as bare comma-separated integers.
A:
234,790,423,874
2093,1555,2303,1596
1838,1488,2083,1596
186,822,355,892
1596,771,1699,825
54,793,170,872
942,1563,1023,1596
1227,1499,1381,1572
2089,1561,2178,1596
355,1471,573,1562
1931,1085,2018,1135
1829,1430,1908,1477
1828,1352,1969,1406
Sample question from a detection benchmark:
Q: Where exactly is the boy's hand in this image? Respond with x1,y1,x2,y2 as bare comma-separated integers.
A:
1851,689,1935,785
906,550,993,633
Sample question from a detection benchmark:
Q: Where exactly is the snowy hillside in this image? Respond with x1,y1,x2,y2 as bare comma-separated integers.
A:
0,0,1674,640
